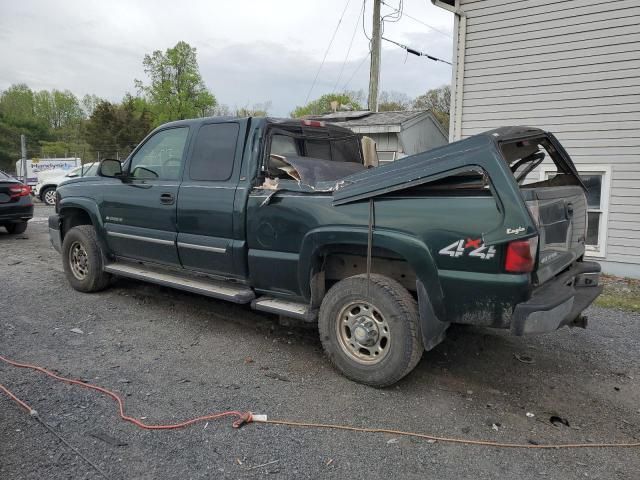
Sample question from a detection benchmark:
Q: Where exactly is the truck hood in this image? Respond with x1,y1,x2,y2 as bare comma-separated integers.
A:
57,175,96,188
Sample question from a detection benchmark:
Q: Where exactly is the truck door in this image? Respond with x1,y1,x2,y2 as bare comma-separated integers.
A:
101,126,190,266
176,120,246,279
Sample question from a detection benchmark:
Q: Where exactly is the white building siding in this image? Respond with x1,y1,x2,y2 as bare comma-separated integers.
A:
448,0,640,277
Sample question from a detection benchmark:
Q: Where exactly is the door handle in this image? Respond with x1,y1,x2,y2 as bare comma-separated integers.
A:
160,192,175,205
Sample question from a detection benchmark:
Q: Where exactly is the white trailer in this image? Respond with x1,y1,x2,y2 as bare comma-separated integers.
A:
15,158,81,186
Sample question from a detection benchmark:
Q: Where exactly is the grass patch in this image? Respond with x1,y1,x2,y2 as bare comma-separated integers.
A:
594,275,640,312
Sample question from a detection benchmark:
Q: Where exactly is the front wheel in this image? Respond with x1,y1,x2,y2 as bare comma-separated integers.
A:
318,274,423,387
41,186,57,206
61,225,111,292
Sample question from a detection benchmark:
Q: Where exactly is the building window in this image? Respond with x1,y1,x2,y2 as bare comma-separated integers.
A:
540,166,611,258
377,151,397,164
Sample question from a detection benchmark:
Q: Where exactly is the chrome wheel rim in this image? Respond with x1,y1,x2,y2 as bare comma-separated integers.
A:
69,241,89,280
336,301,390,365
44,189,56,205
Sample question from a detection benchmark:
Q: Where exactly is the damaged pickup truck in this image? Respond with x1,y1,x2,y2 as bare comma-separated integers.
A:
49,117,602,386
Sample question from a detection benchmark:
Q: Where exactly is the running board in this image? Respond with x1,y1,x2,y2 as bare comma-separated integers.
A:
252,297,317,322
104,263,255,304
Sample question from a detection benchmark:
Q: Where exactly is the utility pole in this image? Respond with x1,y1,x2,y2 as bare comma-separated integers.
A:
368,0,382,112
20,135,27,185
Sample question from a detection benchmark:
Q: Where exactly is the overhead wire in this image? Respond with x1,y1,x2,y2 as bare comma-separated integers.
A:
381,0,403,34
303,0,353,104
332,0,367,93
382,36,452,65
342,51,371,92
381,0,452,38
361,0,371,40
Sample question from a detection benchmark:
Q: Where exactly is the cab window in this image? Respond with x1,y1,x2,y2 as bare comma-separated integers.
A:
189,123,239,181
129,127,189,180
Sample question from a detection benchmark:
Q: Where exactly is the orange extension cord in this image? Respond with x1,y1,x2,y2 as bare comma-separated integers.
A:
2,354,640,450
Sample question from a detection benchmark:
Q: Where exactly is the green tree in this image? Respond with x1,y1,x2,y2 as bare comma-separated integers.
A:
291,92,363,118
82,94,104,118
235,101,272,117
0,84,36,124
114,95,153,153
136,41,216,125
413,85,451,131
84,101,118,155
84,96,153,158
378,91,412,112
33,89,83,129
0,112,51,171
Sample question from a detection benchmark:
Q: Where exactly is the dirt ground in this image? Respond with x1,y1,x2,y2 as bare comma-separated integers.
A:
1,204,639,479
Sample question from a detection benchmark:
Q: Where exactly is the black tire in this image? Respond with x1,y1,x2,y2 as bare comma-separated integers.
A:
5,221,28,234
318,274,423,387
61,225,111,292
41,186,57,206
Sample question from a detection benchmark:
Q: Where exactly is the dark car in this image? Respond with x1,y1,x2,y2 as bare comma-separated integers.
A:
0,170,33,234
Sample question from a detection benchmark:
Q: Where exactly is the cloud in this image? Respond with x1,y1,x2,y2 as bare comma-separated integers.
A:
0,0,453,116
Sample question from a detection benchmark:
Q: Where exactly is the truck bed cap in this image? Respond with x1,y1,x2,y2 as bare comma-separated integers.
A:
333,126,544,206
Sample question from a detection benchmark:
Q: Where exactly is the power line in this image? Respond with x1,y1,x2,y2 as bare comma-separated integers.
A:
381,0,403,34
382,36,452,65
342,50,371,92
304,0,353,104
361,0,371,40
333,0,367,93
380,0,452,38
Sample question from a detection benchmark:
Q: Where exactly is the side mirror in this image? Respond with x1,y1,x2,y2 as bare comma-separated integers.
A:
98,159,123,179
66,173,79,178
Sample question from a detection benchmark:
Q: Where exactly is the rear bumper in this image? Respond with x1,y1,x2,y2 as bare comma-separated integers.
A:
0,200,33,222
511,261,602,335
49,214,62,253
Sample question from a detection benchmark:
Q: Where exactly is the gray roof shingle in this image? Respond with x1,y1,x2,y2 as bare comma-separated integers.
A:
309,110,430,127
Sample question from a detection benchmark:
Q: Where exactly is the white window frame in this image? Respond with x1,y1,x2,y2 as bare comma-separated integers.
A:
377,150,397,165
539,165,611,258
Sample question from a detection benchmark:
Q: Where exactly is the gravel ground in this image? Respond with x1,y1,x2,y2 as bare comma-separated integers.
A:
1,204,639,480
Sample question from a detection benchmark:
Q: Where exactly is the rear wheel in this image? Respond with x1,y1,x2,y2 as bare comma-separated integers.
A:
5,222,28,234
62,225,111,292
318,274,423,387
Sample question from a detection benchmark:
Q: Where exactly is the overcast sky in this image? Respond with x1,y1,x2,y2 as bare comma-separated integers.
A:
0,0,454,116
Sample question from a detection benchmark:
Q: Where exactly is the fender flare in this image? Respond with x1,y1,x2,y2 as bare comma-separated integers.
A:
297,226,446,321
58,197,109,254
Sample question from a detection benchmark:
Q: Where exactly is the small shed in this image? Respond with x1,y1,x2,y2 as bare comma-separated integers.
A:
310,110,448,164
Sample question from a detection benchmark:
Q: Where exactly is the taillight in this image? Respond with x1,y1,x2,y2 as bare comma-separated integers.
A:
505,237,538,273
301,119,325,127
9,184,31,198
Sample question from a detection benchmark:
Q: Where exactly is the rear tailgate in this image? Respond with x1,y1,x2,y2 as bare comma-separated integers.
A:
521,185,587,284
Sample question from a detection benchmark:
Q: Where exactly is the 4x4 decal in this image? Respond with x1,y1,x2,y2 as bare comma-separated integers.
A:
439,238,496,260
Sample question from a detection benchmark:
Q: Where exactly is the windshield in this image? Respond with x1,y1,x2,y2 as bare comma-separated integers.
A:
67,163,98,177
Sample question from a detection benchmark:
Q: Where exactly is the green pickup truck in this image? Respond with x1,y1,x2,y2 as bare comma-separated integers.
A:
49,117,602,386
